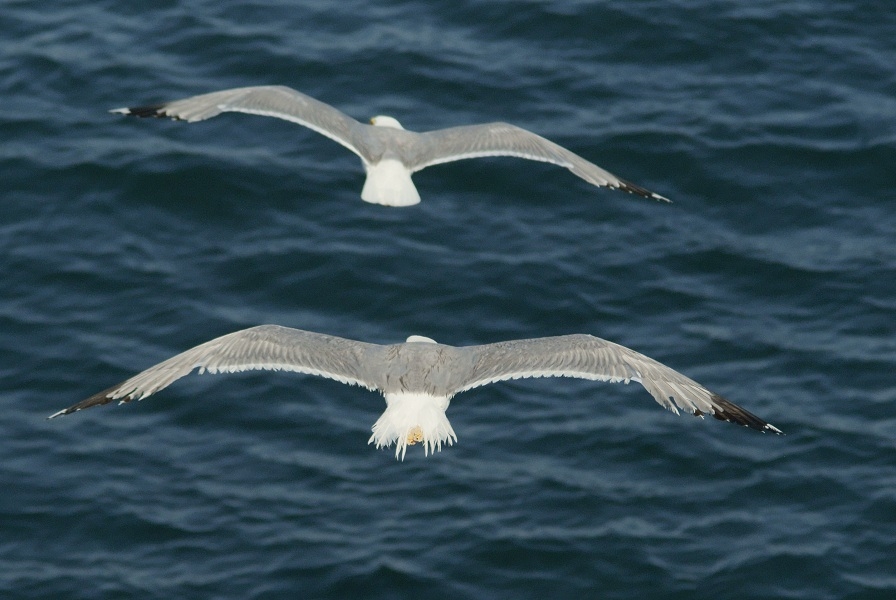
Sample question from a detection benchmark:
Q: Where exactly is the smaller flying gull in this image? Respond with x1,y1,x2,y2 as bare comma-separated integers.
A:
50,325,781,459
111,85,669,207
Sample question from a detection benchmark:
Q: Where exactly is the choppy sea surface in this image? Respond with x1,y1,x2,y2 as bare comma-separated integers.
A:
2,1,894,598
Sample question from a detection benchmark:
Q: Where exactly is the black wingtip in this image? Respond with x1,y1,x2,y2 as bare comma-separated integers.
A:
48,383,135,420
110,104,176,119
705,394,783,434
615,178,671,203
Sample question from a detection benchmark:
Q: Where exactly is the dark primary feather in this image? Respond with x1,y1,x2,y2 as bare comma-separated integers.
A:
701,394,781,433
123,104,170,119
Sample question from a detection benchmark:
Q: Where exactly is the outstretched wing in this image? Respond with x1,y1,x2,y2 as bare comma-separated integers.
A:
111,85,372,161
453,334,780,433
50,325,383,418
407,123,669,202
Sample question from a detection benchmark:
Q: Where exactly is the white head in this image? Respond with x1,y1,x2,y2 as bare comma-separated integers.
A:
370,115,405,130
406,335,437,344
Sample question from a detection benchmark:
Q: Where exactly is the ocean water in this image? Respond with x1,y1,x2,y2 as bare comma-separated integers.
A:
2,1,894,598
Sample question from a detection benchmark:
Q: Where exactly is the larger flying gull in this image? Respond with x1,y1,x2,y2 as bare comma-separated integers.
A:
50,325,781,459
111,85,669,207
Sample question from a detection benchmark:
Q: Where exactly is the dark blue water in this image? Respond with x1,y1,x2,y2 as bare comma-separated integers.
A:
2,1,894,598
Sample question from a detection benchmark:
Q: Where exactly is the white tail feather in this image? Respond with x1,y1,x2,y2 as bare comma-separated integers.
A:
360,159,421,207
368,393,456,460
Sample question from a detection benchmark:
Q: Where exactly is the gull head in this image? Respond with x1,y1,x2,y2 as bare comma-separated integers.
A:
406,335,437,344
368,392,457,460
370,115,405,130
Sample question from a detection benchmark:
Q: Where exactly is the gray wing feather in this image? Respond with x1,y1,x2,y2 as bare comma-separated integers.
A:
454,335,780,433
111,86,371,161
408,123,669,202
49,325,382,418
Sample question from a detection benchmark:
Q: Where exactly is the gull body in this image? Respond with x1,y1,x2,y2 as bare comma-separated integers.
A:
111,85,669,207
50,325,781,460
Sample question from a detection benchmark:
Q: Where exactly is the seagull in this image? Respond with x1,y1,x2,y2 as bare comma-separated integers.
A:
111,85,669,207
50,325,781,459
